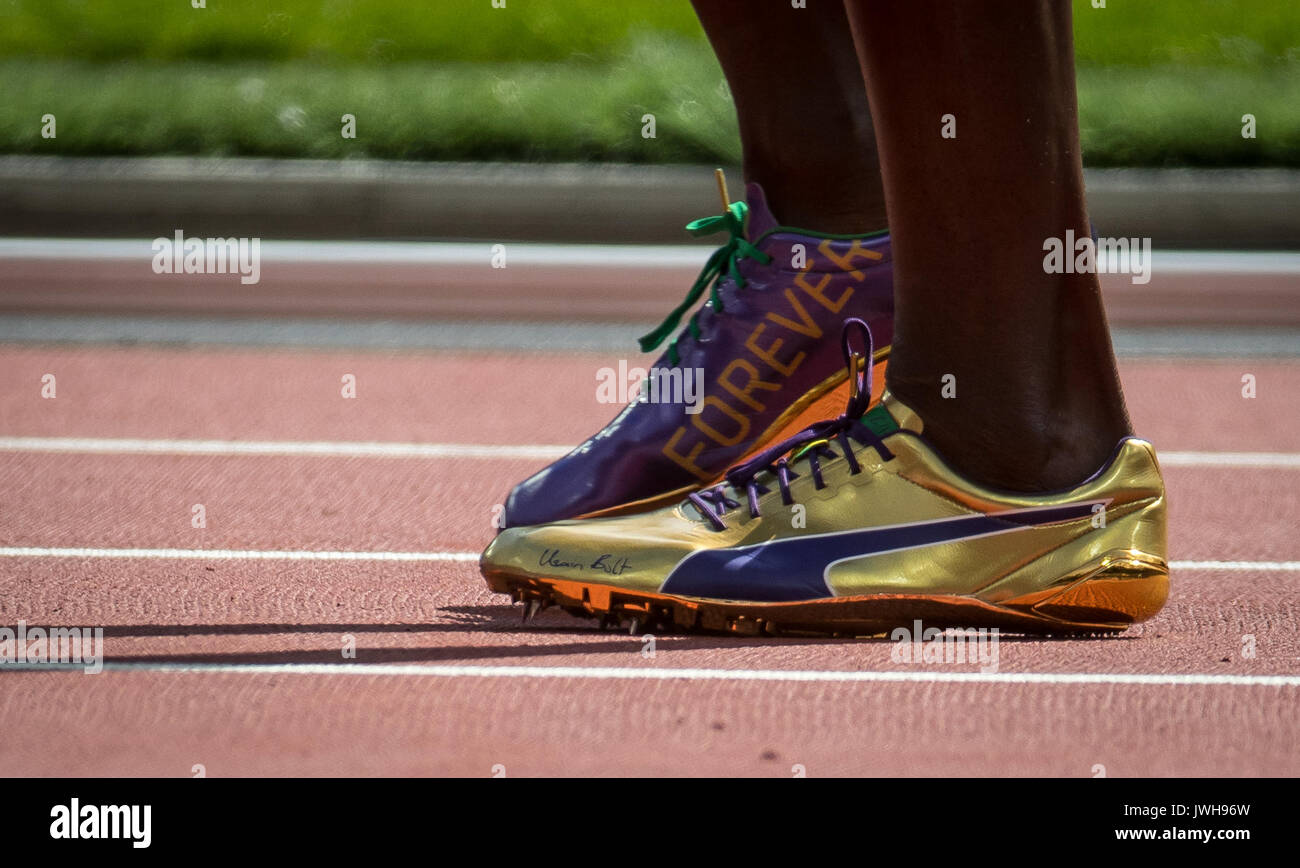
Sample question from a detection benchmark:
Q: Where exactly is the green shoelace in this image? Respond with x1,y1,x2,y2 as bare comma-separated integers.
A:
637,200,772,367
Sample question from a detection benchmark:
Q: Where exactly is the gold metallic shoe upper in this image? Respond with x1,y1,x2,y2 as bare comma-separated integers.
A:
480,390,1168,611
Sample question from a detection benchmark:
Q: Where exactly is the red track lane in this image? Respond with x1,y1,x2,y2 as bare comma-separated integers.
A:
0,347,1297,449
1,345,1298,776
0,457,1295,561
3,671,1296,777
1,560,1296,672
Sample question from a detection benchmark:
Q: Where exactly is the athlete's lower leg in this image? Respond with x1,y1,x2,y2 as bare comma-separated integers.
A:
691,0,887,233
845,0,1131,491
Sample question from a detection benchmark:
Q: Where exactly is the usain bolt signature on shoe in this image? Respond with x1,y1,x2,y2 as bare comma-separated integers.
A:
501,177,894,527
482,319,1169,636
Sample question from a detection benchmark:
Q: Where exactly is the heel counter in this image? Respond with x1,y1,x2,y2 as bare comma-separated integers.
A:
1121,437,1168,563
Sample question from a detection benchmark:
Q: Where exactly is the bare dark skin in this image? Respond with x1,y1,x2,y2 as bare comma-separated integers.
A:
691,0,1132,492
691,0,887,234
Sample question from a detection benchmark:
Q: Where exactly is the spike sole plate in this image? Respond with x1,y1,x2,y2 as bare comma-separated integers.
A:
482,552,1168,637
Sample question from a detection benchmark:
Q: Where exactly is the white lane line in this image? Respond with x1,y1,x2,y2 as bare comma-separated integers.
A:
1159,451,1300,468
0,547,478,562
1174,560,1300,571
0,239,715,269
4,661,1300,687
0,436,568,460
0,547,1295,571
1,436,1299,468
4,240,1297,273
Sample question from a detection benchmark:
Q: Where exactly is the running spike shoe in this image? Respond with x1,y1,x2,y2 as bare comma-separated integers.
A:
502,181,893,527
483,319,1169,636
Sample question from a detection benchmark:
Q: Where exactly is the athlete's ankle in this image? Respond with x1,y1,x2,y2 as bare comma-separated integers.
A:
745,162,886,236
886,370,1132,493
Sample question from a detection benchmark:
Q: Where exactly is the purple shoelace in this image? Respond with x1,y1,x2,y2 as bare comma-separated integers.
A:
687,318,895,532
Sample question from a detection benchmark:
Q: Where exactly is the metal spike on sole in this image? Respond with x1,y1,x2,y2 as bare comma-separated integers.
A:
522,600,541,623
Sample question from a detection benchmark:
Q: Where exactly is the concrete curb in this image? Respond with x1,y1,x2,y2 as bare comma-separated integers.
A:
1,156,1297,249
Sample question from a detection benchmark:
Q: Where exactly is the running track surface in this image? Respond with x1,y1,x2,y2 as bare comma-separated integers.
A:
1,345,1297,776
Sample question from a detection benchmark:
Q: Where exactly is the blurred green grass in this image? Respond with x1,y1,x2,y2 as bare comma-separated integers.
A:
0,36,738,163
0,0,703,64
0,0,1296,165
2,0,1296,67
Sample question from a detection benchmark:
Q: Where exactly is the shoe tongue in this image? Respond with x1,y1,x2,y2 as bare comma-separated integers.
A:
743,182,780,241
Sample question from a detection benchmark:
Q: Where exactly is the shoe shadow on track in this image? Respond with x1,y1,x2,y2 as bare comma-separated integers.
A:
93,604,1139,666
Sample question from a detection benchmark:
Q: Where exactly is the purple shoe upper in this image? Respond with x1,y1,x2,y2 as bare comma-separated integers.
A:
503,183,893,528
